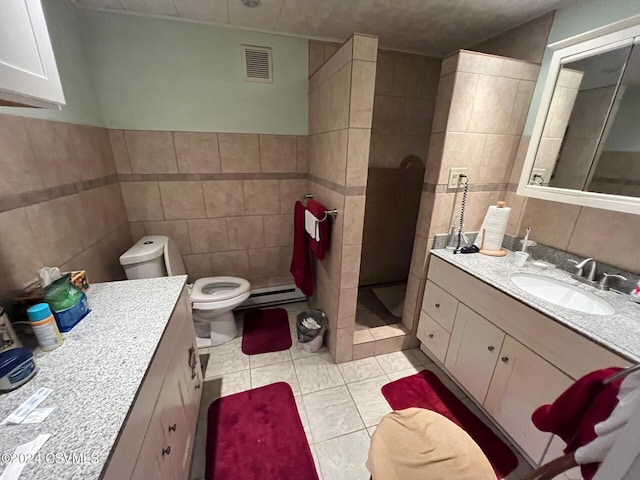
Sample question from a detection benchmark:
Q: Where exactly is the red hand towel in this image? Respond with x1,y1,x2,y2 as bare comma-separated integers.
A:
531,367,623,479
290,201,313,297
306,198,331,260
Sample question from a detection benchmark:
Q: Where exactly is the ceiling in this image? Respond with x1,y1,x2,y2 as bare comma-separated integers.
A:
71,0,568,56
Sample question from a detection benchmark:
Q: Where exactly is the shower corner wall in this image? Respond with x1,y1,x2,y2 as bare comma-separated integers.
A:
398,49,542,354
306,34,379,363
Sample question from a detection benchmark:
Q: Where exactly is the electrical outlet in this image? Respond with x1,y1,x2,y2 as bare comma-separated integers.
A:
531,168,547,185
448,168,468,189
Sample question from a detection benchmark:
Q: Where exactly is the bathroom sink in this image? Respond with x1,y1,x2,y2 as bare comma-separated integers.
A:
510,273,615,316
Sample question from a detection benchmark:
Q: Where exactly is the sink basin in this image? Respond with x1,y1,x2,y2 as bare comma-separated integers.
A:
510,273,615,316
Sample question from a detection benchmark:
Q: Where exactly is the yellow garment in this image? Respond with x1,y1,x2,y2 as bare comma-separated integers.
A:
366,408,496,480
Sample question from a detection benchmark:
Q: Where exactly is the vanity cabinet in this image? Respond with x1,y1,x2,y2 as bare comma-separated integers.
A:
444,304,505,404
0,0,65,107
104,290,202,480
418,255,629,465
484,336,572,463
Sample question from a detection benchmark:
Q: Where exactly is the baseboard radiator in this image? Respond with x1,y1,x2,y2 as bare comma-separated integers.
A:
237,284,306,309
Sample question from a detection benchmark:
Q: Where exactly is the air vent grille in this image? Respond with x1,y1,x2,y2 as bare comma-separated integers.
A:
242,45,272,83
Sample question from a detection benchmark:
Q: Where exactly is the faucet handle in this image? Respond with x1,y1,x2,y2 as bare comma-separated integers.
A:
598,273,628,291
566,259,583,277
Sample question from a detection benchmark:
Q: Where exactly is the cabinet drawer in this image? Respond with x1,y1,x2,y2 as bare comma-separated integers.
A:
421,281,458,332
417,311,451,363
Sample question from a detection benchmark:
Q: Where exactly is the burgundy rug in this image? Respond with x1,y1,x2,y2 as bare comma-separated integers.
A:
206,382,319,480
382,369,518,479
242,308,292,355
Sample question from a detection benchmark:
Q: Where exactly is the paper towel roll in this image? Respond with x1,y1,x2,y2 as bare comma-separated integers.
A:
475,203,511,251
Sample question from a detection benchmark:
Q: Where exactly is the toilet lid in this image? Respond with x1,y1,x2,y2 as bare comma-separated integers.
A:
191,277,251,303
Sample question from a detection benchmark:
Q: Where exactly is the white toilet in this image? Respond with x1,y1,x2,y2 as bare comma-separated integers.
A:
119,235,251,347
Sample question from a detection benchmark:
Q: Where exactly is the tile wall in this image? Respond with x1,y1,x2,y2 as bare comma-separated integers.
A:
401,50,540,342
306,35,378,363
0,114,131,296
114,130,308,288
359,51,440,286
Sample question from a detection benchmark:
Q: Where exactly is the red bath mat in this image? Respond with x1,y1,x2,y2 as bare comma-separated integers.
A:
206,382,319,480
382,369,518,479
242,308,292,355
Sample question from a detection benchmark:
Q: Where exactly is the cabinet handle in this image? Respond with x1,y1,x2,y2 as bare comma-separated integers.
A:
162,446,171,456
168,423,177,433
195,383,201,390
434,303,440,308
487,346,495,352
501,356,509,363
428,333,434,338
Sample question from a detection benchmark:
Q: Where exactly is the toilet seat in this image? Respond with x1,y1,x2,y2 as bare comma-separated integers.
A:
191,276,251,310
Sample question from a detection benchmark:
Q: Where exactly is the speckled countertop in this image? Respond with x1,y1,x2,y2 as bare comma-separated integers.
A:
431,249,640,363
0,275,187,480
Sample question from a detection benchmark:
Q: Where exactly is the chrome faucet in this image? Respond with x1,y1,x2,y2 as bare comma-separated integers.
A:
567,258,628,291
576,258,598,281
567,258,598,281
598,273,628,291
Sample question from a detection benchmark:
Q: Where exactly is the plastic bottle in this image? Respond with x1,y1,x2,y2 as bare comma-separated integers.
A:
26,303,63,351
631,281,640,304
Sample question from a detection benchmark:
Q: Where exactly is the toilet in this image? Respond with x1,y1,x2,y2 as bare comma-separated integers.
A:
119,235,250,347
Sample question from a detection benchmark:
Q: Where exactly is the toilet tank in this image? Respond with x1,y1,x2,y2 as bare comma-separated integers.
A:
119,235,168,280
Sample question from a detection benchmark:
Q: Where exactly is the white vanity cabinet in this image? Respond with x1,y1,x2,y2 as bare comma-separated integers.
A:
105,290,202,480
445,304,505,404
0,0,65,107
417,256,629,465
484,336,572,463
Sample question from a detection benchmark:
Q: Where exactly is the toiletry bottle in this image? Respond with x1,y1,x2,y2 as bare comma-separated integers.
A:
26,303,63,351
631,281,640,304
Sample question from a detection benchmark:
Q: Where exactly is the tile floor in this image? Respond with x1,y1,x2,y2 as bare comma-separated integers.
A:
355,285,403,330
190,301,533,480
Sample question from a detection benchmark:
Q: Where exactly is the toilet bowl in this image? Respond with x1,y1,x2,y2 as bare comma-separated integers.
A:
119,235,251,347
190,277,251,346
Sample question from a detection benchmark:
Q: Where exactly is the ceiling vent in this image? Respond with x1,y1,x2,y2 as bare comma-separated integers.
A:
242,45,272,83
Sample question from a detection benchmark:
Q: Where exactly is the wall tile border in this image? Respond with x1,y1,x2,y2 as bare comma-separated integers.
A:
0,174,119,214
118,172,306,182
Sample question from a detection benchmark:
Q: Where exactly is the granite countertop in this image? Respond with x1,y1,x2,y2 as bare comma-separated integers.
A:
431,249,640,363
0,275,187,480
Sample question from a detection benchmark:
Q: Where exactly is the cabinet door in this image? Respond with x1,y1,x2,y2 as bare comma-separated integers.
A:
445,304,505,404
131,401,176,480
176,318,203,433
160,363,194,480
484,336,573,464
0,0,65,106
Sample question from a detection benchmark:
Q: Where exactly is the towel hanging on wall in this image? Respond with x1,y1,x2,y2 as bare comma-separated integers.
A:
290,201,313,297
306,198,331,260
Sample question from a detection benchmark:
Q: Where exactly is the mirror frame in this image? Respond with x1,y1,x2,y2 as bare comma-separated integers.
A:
517,15,640,215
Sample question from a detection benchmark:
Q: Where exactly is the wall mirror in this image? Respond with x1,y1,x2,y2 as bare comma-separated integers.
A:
518,17,640,215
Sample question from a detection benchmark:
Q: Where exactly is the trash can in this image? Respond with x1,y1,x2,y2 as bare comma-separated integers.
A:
296,309,328,353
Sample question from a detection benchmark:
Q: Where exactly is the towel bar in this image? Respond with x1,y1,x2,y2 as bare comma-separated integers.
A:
302,194,338,222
